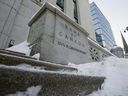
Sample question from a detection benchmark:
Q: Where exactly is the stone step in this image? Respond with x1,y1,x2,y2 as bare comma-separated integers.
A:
0,49,37,60
0,67,105,96
0,52,77,72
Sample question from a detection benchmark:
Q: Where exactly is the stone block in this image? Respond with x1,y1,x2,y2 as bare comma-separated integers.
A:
0,34,8,48
2,9,17,35
12,0,22,11
28,2,92,64
0,2,11,32
14,14,29,30
10,25,28,45
22,0,40,12
18,4,34,18
0,0,15,7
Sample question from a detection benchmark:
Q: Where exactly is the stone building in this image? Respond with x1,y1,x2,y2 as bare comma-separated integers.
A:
27,2,114,64
0,0,95,49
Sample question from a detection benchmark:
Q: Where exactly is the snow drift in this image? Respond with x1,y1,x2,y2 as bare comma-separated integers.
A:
4,41,128,96
6,41,31,56
69,57,128,96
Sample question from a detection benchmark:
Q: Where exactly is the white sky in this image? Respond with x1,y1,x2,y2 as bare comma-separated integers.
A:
89,0,128,48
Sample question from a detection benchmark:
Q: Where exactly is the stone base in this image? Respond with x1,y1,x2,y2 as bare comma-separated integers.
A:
0,67,105,96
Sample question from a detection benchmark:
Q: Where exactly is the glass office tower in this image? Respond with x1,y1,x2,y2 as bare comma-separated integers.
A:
90,2,116,50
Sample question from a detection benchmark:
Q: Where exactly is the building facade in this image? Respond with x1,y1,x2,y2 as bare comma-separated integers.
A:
0,0,95,49
90,2,116,50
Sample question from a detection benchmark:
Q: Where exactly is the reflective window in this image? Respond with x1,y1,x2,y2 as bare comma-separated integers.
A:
96,33,102,42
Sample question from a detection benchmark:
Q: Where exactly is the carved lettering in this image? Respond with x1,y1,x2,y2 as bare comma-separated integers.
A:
57,28,84,47
57,41,86,54
56,19,88,55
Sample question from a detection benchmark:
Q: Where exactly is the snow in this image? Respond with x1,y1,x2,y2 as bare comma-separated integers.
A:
32,53,40,60
69,56,128,96
6,85,42,96
6,41,31,56
1,56,128,96
0,63,45,72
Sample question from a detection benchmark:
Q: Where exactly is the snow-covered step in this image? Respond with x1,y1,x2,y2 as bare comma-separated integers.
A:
0,52,77,72
0,66,105,96
0,49,36,60
0,49,25,55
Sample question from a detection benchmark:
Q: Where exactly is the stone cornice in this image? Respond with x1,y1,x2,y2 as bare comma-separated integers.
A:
28,2,89,36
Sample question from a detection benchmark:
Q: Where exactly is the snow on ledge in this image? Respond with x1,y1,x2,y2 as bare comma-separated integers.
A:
6,41,31,56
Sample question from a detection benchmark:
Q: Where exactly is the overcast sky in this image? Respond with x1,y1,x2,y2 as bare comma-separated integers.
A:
89,0,128,48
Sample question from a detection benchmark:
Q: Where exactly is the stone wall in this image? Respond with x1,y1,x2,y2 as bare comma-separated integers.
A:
0,0,40,48
0,0,22,48
88,38,114,61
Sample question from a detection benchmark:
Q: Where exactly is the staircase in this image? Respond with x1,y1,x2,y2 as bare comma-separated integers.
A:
0,49,105,96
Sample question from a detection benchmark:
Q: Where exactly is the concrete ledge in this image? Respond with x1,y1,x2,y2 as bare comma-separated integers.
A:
0,49,25,55
0,53,77,71
0,67,105,96
0,49,36,60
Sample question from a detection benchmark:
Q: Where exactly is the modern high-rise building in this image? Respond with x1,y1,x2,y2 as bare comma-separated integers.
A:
0,0,95,49
90,2,116,50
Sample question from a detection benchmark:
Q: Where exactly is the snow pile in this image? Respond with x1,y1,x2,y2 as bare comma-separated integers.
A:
7,41,31,56
6,85,41,96
1,55,128,96
69,56,128,96
16,64,45,71
32,53,40,60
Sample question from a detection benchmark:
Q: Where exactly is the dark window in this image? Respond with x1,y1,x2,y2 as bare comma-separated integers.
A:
56,0,64,11
31,0,43,6
73,0,78,23
36,0,42,2
96,33,102,42
38,0,41,2
8,40,15,48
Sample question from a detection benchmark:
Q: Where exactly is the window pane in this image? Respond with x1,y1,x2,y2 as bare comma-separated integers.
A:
56,0,64,11
73,0,78,23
